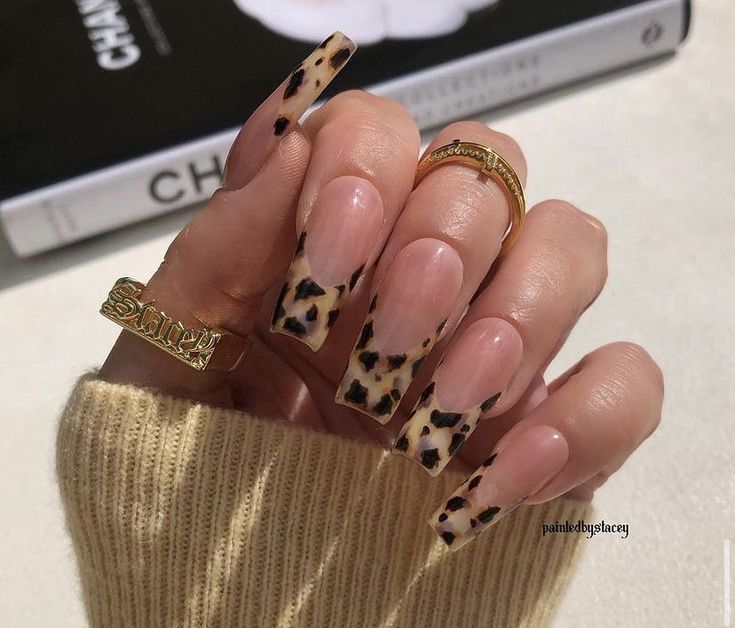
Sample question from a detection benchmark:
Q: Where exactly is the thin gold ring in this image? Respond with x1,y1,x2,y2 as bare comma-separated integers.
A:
415,139,526,254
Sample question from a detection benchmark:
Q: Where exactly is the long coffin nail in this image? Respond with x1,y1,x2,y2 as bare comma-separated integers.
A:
393,317,523,475
335,238,464,424
271,176,383,350
431,426,569,550
223,32,357,189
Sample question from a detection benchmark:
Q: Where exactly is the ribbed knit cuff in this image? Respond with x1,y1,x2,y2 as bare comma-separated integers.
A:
57,376,592,628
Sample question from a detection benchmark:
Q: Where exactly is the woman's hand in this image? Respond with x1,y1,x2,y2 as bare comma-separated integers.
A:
100,37,663,548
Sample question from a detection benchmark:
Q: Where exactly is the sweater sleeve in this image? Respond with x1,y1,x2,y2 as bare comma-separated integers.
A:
56,375,592,628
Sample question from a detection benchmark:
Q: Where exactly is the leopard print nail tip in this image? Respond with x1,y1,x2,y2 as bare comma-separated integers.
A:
272,32,356,138
335,309,447,424
267,34,357,351
430,454,528,551
393,385,501,476
271,232,363,351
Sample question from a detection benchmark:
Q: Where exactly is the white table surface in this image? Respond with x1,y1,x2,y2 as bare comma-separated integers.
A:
1,2,733,626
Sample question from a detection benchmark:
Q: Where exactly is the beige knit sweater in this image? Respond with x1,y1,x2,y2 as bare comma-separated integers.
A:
56,376,592,628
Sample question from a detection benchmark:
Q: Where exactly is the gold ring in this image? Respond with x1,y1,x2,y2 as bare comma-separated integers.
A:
100,277,247,371
415,139,526,253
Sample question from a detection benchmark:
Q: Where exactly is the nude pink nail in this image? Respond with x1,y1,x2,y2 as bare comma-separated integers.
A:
223,32,356,189
336,238,464,423
393,318,523,475
271,176,383,351
431,426,569,550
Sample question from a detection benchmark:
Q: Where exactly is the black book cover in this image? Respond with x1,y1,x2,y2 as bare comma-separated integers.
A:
0,0,689,202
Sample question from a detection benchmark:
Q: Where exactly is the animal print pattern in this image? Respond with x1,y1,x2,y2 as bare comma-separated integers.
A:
393,385,501,476
272,32,356,138
271,232,363,351
335,303,447,424
430,453,528,551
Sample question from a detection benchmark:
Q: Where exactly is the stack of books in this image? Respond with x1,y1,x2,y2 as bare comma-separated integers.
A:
0,0,690,256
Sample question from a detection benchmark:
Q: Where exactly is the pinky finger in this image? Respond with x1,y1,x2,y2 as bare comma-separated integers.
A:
430,342,664,550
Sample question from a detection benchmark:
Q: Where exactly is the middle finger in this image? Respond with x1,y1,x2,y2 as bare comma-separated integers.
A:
335,121,528,423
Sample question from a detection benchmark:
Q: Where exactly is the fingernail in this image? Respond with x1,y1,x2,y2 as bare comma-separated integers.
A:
431,426,569,550
393,317,523,475
223,32,357,189
271,176,383,350
335,238,464,424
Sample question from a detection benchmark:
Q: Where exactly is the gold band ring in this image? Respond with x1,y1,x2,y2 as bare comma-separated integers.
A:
100,277,247,371
415,139,526,253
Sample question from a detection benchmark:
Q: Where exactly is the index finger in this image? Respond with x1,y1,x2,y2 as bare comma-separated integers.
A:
99,34,359,398
269,91,421,352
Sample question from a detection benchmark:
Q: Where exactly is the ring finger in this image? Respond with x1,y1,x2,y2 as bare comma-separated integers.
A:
392,199,608,475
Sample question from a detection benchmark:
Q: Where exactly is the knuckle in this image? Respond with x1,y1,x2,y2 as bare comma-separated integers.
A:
533,200,609,298
329,90,415,125
522,250,567,301
608,341,665,397
573,343,665,461
326,89,378,110
441,120,497,139
487,128,524,161
438,122,527,180
585,376,636,453
586,374,628,415
319,90,419,149
581,210,608,243
535,200,607,247
600,341,665,448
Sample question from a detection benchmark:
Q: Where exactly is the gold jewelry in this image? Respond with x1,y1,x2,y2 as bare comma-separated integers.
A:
100,277,246,371
415,139,526,253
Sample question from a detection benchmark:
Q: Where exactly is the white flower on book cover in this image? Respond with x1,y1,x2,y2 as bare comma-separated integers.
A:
232,0,501,44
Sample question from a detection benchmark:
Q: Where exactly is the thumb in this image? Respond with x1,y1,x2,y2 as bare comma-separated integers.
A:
100,33,356,401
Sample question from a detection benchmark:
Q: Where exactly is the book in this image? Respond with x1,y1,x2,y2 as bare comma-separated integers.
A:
0,0,691,257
